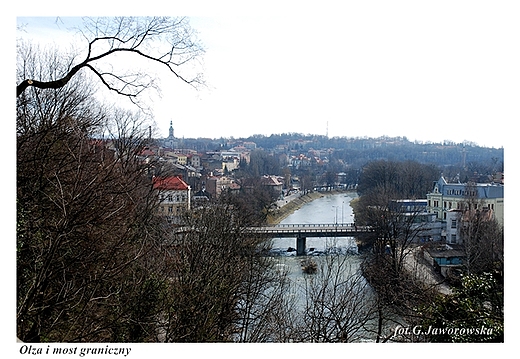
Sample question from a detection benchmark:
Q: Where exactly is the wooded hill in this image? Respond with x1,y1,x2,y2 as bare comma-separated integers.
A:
179,134,502,170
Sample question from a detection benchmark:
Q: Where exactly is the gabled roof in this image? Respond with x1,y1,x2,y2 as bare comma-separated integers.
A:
152,176,190,191
260,175,283,186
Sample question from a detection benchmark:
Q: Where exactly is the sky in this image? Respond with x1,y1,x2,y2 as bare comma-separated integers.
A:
14,2,519,149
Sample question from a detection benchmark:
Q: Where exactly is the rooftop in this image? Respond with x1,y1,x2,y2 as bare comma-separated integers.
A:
433,176,504,199
152,176,190,191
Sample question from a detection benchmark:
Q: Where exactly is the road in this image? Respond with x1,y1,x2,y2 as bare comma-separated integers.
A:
275,190,302,209
403,245,452,295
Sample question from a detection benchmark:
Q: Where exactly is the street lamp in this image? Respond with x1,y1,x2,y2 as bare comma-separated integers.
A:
333,206,339,225
342,201,344,225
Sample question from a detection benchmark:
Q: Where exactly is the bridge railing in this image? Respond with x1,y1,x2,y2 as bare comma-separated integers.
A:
274,223,356,228
247,224,373,234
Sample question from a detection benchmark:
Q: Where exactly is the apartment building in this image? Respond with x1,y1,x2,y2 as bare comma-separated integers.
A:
206,175,240,198
427,176,504,226
153,175,191,222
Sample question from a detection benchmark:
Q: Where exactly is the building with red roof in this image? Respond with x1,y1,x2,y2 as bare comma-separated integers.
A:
153,175,191,222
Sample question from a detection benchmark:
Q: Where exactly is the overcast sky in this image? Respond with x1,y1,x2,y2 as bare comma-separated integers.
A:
15,1,519,148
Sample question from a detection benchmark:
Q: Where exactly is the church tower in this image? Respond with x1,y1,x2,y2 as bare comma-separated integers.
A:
162,120,176,149
166,120,175,149
168,120,174,139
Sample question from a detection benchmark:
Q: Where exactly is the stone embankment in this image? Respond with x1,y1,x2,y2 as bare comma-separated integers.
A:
267,191,323,225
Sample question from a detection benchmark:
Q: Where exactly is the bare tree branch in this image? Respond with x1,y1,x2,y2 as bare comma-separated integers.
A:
16,17,205,98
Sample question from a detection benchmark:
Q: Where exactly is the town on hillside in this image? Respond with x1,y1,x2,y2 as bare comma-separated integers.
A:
133,122,505,284
135,121,502,210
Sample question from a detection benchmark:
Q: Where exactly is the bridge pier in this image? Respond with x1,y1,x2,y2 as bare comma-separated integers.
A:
296,235,306,256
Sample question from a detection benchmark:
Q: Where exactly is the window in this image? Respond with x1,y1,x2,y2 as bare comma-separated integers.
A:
451,219,457,229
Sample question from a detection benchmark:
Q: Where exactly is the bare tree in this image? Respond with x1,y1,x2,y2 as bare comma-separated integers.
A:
354,160,443,342
16,46,170,341
17,17,204,103
295,255,377,342
16,17,207,342
234,258,298,342
158,201,271,342
459,183,504,275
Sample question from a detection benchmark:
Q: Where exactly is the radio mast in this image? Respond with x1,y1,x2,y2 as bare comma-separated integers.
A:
326,121,329,138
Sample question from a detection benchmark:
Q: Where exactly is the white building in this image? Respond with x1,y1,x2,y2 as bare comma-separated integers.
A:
427,176,504,227
153,175,191,223
444,209,463,244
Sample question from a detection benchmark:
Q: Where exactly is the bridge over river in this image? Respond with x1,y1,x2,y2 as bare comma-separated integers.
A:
247,223,374,255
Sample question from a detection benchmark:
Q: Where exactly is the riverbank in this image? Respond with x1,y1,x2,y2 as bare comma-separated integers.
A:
267,190,357,225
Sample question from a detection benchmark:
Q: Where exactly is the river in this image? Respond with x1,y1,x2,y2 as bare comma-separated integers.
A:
267,192,367,307
270,192,359,256
261,192,378,342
